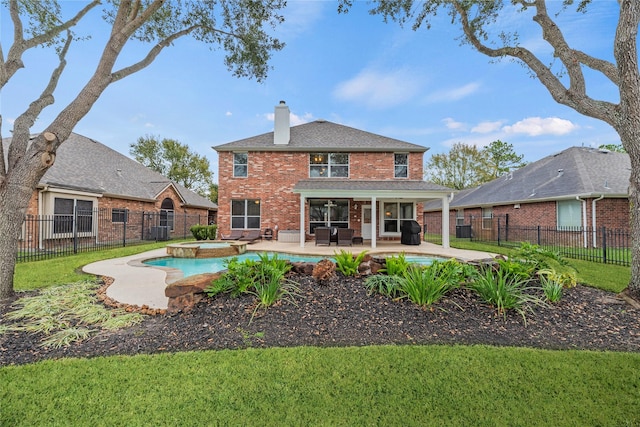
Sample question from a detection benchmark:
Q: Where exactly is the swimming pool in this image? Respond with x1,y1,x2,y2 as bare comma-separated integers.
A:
144,252,442,278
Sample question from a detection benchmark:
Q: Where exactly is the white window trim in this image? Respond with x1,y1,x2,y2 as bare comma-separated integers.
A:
379,200,416,236
394,153,409,179
233,152,248,178
309,152,350,178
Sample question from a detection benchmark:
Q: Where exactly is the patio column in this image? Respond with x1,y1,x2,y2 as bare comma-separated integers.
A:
442,194,450,249
371,196,377,249
299,194,306,248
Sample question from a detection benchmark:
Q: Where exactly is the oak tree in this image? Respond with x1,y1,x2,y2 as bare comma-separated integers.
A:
130,135,214,198
341,0,640,297
0,0,285,301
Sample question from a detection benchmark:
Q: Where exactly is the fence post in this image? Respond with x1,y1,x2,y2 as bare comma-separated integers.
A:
537,226,541,246
601,226,607,264
497,217,501,246
122,210,127,248
73,206,79,254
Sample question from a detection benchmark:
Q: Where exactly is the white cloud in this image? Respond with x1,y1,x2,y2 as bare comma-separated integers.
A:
503,117,578,136
442,117,466,131
426,82,481,103
225,111,232,117
472,121,504,133
276,1,325,39
333,68,422,108
144,122,154,128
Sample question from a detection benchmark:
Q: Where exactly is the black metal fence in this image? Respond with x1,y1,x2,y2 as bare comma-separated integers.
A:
17,207,209,262
424,215,631,266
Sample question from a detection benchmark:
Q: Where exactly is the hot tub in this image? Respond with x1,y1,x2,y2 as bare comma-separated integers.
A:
166,241,247,258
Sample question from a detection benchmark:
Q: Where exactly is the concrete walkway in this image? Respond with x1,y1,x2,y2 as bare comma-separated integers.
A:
83,241,495,310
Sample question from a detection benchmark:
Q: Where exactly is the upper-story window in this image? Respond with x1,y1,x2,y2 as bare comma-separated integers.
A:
233,153,248,177
394,153,408,178
310,153,349,178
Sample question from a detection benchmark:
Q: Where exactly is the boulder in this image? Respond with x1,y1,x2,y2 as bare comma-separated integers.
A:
165,272,223,313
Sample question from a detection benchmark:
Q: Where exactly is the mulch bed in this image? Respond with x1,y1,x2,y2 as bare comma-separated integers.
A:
1,273,639,366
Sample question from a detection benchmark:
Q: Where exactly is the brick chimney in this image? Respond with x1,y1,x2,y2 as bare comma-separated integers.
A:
273,100,290,145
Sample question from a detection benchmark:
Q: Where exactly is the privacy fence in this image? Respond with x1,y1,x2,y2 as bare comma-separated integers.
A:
17,207,209,263
424,215,631,267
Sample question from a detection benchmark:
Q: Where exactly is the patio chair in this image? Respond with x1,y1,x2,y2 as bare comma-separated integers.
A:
315,227,331,246
337,228,354,246
220,229,244,240
238,229,262,243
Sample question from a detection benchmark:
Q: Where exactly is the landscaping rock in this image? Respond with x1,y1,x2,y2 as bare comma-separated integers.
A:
165,272,222,313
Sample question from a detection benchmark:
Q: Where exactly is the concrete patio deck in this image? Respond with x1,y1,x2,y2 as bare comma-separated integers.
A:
83,240,496,310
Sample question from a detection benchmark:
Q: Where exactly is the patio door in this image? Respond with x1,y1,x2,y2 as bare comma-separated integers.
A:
362,205,372,240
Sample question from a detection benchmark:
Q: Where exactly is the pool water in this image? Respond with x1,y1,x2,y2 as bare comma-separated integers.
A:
144,252,442,278
145,252,325,277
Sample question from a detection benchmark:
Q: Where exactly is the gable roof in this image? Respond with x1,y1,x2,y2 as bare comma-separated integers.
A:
2,133,217,210
213,120,428,153
424,146,629,211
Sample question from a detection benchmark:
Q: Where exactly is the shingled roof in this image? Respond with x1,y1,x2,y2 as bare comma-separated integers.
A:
213,120,428,153
3,133,217,210
424,146,629,210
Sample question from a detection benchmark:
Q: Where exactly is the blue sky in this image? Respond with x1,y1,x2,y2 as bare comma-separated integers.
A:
1,1,621,183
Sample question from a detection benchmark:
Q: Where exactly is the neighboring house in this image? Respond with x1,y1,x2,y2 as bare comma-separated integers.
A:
423,146,629,245
214,101,454,248
3,133,217,249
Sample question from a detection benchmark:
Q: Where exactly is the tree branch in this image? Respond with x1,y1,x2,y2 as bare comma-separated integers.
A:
452,0,618,127
112,26,197,82
8,31,72,173
1,0,100,88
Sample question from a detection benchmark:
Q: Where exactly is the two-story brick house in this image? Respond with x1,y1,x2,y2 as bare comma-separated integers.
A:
214,101,453,248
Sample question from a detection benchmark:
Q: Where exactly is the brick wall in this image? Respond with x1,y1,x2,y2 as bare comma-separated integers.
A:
217,151,424,238
423,197,629,237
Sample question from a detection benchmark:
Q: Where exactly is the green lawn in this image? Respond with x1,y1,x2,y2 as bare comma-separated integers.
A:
3,241,638,425
2,346,639,426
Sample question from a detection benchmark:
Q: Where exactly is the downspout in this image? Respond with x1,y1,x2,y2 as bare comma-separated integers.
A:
592,195,604,248
38,186,48,250
576,196,587,248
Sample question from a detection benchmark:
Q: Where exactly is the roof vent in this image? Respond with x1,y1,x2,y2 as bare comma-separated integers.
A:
557,169,564,177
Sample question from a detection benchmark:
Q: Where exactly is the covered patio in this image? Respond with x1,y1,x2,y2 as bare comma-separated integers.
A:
292,179,454,249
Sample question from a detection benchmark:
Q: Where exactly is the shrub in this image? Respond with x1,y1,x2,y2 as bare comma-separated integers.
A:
380,252,411,276
334,250,368,277
468,265,545,324
363,274,403,297
204,253,298,320
189,224,217,240
190,225,208,240
537,268,578,303
397,259,465,307
207,225,217,240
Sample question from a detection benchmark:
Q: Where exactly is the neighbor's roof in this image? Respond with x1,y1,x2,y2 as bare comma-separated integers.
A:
424,146,629,211
2,133,217,210
213,120,428,153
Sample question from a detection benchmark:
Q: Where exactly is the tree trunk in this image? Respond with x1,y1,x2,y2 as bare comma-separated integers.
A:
624,140,640,299
0,182,37,303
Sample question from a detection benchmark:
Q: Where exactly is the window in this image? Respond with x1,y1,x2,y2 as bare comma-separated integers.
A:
112,208,128,223
309,199,349,233
53,198,93,234
160,198,175,230
231,199,261,229
394,153,408,178
456,209,465,226
309,153,349,177
383,202,414,233
557,200,582,229
233,152,248,177
482,207,493,230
